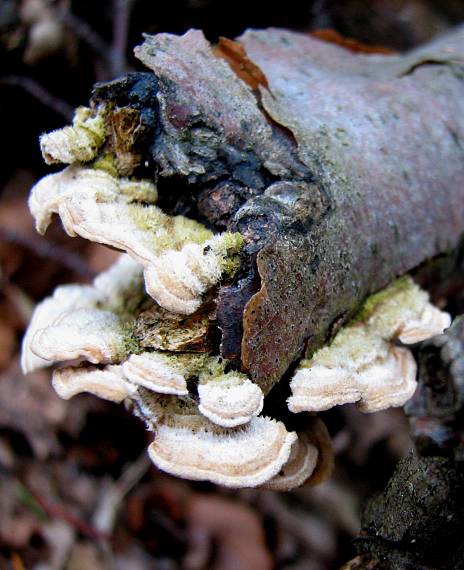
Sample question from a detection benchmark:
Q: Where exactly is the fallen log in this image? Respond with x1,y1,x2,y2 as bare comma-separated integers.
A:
21,26,464,489
92,27,464,392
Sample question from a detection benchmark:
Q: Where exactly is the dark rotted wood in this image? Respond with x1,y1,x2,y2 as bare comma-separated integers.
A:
94,27,464,393
351,317,464,570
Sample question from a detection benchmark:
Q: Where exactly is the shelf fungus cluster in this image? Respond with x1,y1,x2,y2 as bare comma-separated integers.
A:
21,27,461,490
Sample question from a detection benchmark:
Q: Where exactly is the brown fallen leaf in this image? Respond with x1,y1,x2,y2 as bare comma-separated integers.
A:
184,494,272,570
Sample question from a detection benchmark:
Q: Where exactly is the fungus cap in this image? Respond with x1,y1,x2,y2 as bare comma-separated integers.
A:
39,106,106,165
197,374,264,427
288,344,417,413
144,233,244,315
397,304,452,344
148,415,297,488
31,308,127,365
28,165,157,236
52,365,136,403
21,284,103,374
262,431,319,491
122,352,191,396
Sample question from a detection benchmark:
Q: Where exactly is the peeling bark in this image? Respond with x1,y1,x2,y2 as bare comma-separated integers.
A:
93,27,464,393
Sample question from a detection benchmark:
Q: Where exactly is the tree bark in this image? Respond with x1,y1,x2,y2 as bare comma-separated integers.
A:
93,26,464,393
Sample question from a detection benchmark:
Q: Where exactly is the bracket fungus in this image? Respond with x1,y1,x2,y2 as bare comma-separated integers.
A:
31,308,128,365
122,352,203,396
21,284,104,374
52,365,136,403
288,278,450,414
39,105,107,165
147,412,297,488
197,370,264,428
21,27,463,490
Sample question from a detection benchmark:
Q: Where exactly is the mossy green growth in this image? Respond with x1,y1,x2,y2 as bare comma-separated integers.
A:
354,276,413,322
130,203,213,252
92,152,119,177
210,232,245,277
118,321,143,360
74,105,107,147
198,356,228,383
40,105,108,165
152,352,211,378
307,326,387,370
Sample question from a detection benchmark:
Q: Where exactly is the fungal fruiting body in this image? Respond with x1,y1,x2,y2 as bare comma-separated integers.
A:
21,84,451,491
40,105,107,165
288,277,451,414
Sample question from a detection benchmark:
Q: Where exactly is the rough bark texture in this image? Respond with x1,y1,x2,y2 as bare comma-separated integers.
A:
93,27,464,393
351,317,464,570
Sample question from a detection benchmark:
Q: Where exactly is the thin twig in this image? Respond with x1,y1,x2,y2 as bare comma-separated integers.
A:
23,483,110,541
92,452,151,535
0,76,73,120
54,5,111,65
111,0,135,76
0,227,95,279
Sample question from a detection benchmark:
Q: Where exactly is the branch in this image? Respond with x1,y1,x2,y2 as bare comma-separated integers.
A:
94,27,464,392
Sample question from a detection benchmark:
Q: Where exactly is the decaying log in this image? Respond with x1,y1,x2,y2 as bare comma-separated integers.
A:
350,316,464,570
92,27,464,394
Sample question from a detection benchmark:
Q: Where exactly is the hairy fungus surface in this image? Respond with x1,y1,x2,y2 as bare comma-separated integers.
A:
52,365,136,403
21,284,104,373
31,308,128,365
288,278,450,413
148,415,297,488
262,431,319,492
21,26,464,489
197,372,264,427
122,352,198,396
40,105,107,165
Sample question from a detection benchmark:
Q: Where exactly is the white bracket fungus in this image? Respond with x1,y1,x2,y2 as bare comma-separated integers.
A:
122,352,208,396
26,111,453,492
28,164,243,314
30,308,128,365
288,277,450,414
21,255,142,374
148,414,297,488
52,365,136,403
21,284,104,374
29,165,158,235
143,233,245,314
262,431,319,491
197,372,264,428
40,106,107,165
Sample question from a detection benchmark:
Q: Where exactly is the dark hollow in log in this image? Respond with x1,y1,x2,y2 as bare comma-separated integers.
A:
93,27,464,393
